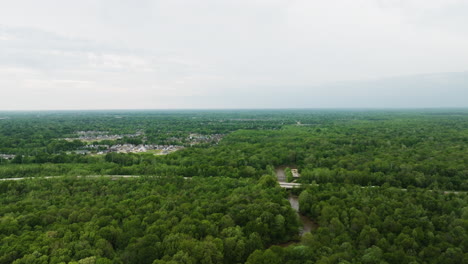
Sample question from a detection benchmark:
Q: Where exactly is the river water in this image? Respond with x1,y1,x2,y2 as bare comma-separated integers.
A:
288,194,316,236
275,167,317,236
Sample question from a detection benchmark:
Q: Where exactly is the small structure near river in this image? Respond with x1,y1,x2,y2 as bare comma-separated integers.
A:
291,169,300,178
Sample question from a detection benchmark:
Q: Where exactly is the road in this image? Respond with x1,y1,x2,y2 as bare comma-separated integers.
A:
0,175,463,195
0,175,192,181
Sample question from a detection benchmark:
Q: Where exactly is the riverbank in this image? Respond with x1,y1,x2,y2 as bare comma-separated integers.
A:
275,166,318,238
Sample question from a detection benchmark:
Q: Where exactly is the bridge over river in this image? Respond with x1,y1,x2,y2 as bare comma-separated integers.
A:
279,182,302,189
275,167,302,189
275,167,316,236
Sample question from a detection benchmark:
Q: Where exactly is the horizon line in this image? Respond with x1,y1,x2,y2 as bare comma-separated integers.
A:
1,107,468,112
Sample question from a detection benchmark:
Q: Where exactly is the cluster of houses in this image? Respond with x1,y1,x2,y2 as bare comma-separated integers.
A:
188,133,224,145
71,144,184,155
0,154,15,160
2,132,224,159
107,144,184,154
64,130,144,142
63,131,224,156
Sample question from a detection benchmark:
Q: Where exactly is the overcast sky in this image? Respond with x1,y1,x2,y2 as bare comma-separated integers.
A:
1,0,467,110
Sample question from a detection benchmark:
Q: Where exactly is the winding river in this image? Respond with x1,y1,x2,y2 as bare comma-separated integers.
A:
288,194,317,236
275,167,317,236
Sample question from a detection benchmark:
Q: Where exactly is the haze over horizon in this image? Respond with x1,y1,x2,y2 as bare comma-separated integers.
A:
1,0,468,110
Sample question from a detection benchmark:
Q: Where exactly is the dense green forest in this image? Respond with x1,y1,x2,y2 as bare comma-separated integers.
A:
247,184,467,264
1,110,466,190
1,109,467,263
0,176,298,264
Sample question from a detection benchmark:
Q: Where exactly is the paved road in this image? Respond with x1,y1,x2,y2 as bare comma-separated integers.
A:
0,175,192,181
279,182,302,189
0,175,463,194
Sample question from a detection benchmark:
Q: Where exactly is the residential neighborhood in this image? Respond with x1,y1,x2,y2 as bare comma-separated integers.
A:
64,130,144,142
0,154,15,160
70,144,184,155
62,131,223,155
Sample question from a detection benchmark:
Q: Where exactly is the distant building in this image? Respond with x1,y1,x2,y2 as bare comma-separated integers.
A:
291,169,300,178
0,154,15,160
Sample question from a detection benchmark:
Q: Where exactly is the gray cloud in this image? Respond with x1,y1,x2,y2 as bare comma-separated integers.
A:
0,0,467,110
